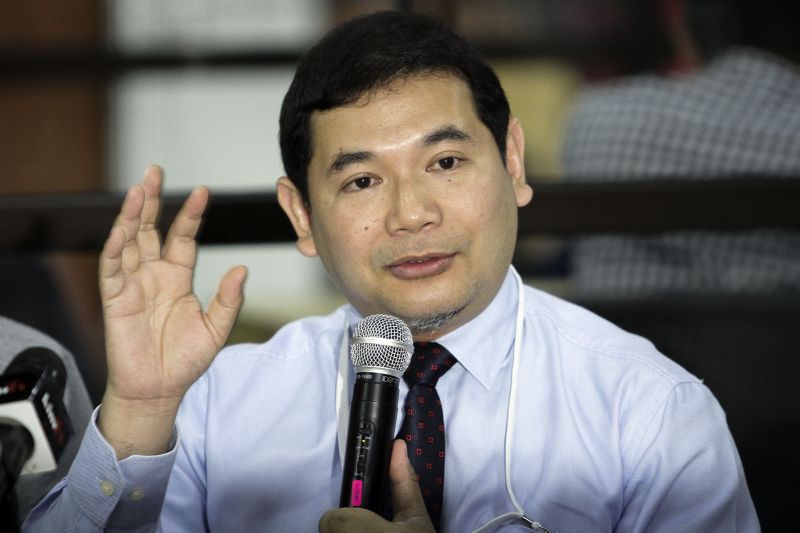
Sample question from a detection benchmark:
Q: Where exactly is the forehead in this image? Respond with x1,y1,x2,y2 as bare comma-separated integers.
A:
308,74,482,158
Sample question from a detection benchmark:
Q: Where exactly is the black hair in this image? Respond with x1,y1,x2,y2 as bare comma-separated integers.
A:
279,10,510,204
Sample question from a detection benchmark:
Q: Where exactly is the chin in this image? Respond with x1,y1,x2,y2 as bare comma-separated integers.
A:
399,306,465,337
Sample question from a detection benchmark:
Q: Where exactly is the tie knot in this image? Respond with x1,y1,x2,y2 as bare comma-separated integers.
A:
404,342,457,387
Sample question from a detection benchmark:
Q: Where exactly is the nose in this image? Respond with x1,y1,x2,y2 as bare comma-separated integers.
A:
386,176,442,234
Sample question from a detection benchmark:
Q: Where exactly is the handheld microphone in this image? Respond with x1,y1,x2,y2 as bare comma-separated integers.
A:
339,314,413,514
0,347,73,478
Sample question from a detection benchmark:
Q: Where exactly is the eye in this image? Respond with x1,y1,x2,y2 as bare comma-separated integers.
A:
429,155,464,172
343,175,381,192
439,157,456,169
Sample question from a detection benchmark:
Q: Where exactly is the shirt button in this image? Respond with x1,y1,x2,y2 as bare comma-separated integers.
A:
99,480,115,496
128,488,145,502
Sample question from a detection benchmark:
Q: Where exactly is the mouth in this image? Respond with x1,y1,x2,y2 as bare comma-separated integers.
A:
386,253,455,280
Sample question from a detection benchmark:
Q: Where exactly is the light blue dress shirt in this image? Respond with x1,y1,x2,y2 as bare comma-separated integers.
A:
24,268,759,532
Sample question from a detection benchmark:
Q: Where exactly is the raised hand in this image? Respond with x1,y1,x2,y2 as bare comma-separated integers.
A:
97,166,246,457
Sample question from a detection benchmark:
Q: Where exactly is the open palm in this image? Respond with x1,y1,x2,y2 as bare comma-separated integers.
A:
97,166,245,455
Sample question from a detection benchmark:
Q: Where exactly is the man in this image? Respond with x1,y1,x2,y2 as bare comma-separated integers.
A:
24,11,757,532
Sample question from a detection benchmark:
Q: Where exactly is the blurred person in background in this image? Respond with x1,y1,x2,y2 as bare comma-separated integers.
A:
561,0,800,298
560,1,800,528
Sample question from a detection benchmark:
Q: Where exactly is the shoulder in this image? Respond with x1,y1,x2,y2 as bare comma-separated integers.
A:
196,306,351,389
564,49,800,178
519,286,726,473
521,285,699,389
567,72,680,122
0,315,68,361
568,60,734,120
215,306,349,361
0,313,92,394
0,315,89,400
180,306,351,424
561,73,696,177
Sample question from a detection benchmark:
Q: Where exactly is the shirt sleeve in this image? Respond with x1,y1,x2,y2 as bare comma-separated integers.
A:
22,406,178,533
618,382,760,532
158,375,211,532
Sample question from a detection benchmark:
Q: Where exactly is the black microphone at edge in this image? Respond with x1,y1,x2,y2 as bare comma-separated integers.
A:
339,314,413,515
0,347,73,529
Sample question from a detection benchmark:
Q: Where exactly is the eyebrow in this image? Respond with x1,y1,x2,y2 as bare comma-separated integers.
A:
422,125,473,146
327,150,373,176
325,125,473,177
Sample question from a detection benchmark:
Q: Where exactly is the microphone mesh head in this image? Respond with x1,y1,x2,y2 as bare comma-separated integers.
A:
351,314,413,373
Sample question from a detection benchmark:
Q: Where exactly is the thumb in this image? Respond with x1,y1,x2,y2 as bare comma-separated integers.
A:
204,265,247,348
389,440,434,529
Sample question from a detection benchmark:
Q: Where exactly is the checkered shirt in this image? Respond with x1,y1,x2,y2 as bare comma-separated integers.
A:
561,47,800,298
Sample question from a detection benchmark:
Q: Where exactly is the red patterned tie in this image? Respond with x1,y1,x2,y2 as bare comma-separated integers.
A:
398,341,457,530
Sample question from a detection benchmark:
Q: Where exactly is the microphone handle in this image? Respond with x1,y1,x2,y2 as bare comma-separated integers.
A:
339,371,401,513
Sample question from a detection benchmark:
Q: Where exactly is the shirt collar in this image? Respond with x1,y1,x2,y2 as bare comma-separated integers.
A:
435,267,518,390
344,267,519,390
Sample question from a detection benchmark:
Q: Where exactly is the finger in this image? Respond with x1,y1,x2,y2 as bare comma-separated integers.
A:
318,507,390,533
107,184,146,276
162,185,209,269
389,440,433,526
98,225,128,300
137,165,164,261
203,265,247,349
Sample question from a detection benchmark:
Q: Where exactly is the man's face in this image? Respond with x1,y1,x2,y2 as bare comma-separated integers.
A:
278,73,532,340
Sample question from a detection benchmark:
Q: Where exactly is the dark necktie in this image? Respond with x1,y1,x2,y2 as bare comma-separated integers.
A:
398,341,457,531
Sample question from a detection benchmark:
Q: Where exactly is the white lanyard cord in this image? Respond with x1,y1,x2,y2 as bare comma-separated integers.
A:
472,269,536,532
336,317,351,469
503,269,527,517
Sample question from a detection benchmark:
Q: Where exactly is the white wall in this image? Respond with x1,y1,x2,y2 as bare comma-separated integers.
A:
107,0,329,53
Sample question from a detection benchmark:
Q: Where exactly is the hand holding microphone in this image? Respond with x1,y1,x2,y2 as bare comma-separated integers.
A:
322,441,434,533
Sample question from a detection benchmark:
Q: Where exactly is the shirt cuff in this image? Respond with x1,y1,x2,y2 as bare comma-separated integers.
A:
66,405,179,528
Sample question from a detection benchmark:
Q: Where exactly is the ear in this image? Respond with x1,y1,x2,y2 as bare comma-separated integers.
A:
505,117,534,208
276,177,318,257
